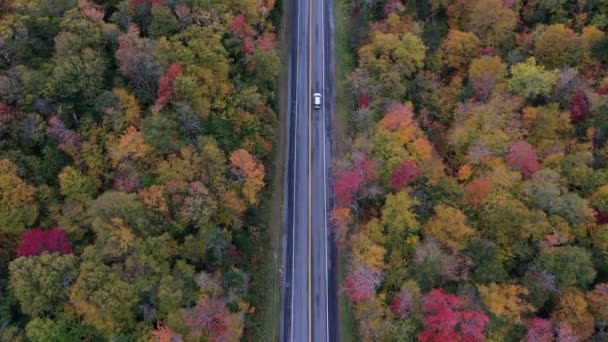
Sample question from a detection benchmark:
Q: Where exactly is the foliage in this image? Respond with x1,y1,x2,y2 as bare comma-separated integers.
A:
9,253,77,317
0,0,279,337
509,58,559,99
0,159,38,234
423,205,474,251
477,283,534,324
16,228,72,257
418,288,488,342
229,149,265,205
532,24,583,69
338,2,608,339
506,140,541,177
550,288,595,340
440,29,481,69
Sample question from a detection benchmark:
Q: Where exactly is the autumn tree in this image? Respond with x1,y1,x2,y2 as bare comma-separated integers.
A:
150,322,182,342
344,264,382,302
525,317,554,342
109,126,152,170
440,29,481,69
532,24,582,69
0,159,38,234
570,92,591,123
153,25,231,118
16,228,72,257
506,140,541,177
448,0,517,47
46,116,81,163
469,56,506,101
353,31,425,101
550,288,595,340
478,283,535,324
154,62,182,109
586,283,608,323
423,205,474,251
390,160,421,190
229,149,265,205
413,239,472,290
390,281,421,319
181,297,243,341
115,25,159,103
418,288,488,342
464,177,491,208
9,253,77,317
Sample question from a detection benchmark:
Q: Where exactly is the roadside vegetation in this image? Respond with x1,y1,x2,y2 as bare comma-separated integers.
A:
334,0,608,340
0,0,280,340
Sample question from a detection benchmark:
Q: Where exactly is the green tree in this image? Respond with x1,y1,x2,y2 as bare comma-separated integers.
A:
509,58,558,99
70,260,138,335
381,190,420,239
354,31,426,101
532,24,583,69
58,165,96,198
246,49,280,93
0,159,38,234
25,316,103,342
149,5,180,39
9,253,77,317
537,246,596,289
88,191,166,237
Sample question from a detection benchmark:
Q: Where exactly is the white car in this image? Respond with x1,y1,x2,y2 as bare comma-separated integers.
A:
313,93,322,109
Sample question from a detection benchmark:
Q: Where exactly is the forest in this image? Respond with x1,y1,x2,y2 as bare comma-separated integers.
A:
0,0,280,340
334,0,608,340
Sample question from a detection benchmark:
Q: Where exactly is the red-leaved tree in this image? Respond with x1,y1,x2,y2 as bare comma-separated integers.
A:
151,322,183,342
506,140,541,178
334,170,364,206
181,298,233,341
256,33,275,51
464,177,491,208
230,14,253,39
358,94,370,109
344,265,382,302
390,160,421,190
570,92,590,123
353,152,378,182
380,103,414,132
155,62,182,109
418,288,488,342
16,228,72,257
525,317,553,342
78,0,104,22
242,36,255,55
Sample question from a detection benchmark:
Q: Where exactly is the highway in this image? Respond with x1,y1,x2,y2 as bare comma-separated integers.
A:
280,0,338,339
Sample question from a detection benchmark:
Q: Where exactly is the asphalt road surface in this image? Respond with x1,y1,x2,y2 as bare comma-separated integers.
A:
280,0,338,340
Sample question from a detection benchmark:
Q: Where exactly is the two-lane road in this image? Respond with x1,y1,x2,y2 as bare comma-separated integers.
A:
280,0,337,340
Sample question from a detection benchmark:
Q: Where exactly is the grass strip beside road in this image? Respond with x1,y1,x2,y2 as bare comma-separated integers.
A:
245,0,287,339
333,0,359,340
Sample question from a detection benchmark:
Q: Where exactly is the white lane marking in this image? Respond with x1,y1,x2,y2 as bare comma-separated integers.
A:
321,0,330,339
291,0,300,339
